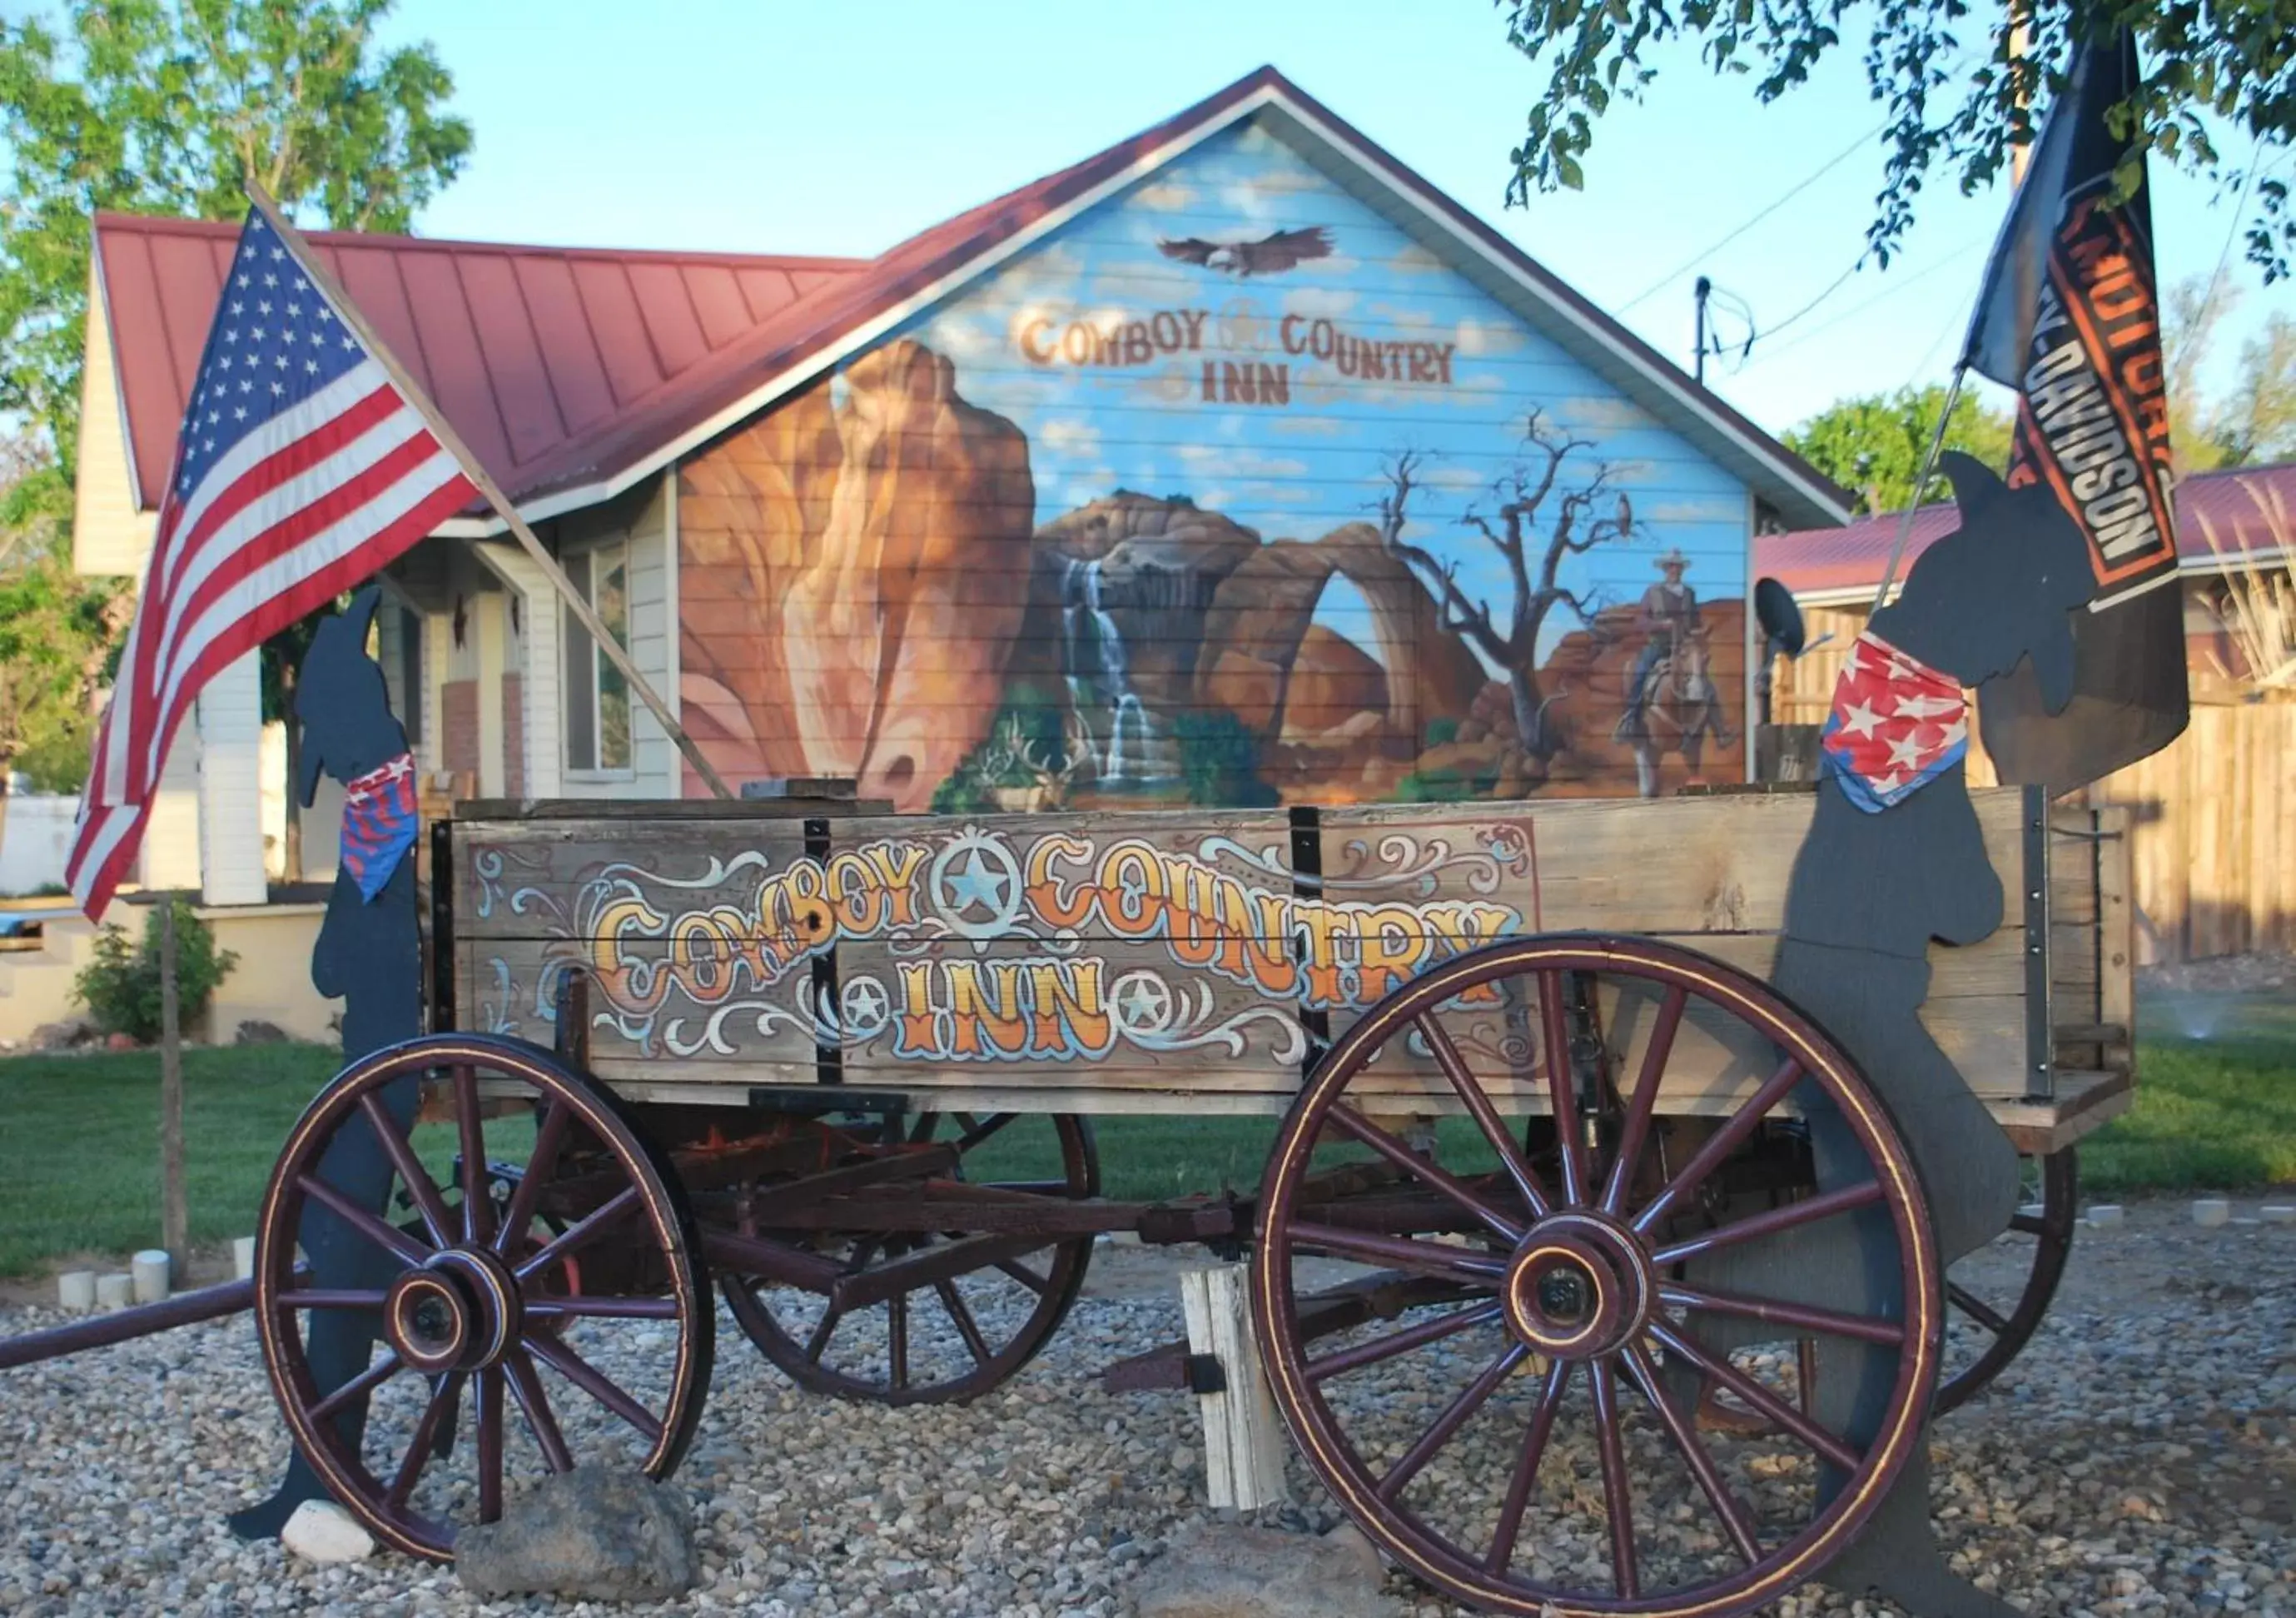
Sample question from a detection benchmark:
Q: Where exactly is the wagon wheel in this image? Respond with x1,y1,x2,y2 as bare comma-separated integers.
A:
252,1034,713,1561
1935,1148,2077,1414
722,1111,1097,1405
1254,933,1941,1618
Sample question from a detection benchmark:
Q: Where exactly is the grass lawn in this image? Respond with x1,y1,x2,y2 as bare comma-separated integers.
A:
1,987,2289,1275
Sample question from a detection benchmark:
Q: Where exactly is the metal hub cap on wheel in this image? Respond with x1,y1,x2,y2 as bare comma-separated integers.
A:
384,1247,522,1373
1504,1213,1652,1361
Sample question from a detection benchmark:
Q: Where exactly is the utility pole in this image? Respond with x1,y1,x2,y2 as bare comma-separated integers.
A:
1692,276,1712,386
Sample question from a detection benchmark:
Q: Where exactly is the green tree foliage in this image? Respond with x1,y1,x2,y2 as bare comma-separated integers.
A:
1497,0,2296,279
0,441,124,794
0,0,474,476
73,894,238,1041
2166,276,2296,471
1783,384,2015,516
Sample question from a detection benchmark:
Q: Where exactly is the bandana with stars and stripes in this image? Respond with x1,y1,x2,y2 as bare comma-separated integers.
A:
1819,631,1970,813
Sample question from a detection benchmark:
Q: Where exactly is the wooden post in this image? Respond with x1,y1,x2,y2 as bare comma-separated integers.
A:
157,899,188,1281
1179,1264,1290,1510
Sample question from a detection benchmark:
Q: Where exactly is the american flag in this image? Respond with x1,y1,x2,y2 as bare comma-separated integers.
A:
68,207,479,918
1819,630,1971,813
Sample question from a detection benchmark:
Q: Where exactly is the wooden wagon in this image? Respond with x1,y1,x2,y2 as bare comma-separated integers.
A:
8,782,2130,1616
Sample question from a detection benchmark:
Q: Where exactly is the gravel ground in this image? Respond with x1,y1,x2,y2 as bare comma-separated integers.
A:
2,1199,2292,1617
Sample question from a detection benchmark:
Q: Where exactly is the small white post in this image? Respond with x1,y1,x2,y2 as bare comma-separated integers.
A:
131,1249,171,1303
95,1272,134,1311
1179,1263,1290,1511
232,1236,258,1279
57,1271,97,1311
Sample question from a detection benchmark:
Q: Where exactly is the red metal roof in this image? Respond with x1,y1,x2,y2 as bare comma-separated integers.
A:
95,212,862,512
1757,461,2296,597
96,65,1851,525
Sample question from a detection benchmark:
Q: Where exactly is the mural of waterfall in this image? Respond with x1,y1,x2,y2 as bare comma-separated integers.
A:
1061,555,1165,784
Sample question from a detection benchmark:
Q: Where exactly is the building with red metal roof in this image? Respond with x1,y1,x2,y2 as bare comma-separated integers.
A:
75,64,1857,927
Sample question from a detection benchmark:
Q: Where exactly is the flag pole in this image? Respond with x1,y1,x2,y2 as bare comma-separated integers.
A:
241,180,737,803
1868,365,1967,612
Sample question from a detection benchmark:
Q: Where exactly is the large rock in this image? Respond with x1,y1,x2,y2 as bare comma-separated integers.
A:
1278,625,1389,742
782,341,1036,808
1193,540,1334,737
1131,1520,1402,1618
1313,521,1488,745
455,1467,697,1603
677,382,843,781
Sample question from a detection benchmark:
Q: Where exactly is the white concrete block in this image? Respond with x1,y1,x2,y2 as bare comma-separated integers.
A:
2263,1206,2296,1226
232,1236,257,1279
130,1249,171,1303
281,1499,375,1564
56,1271,97,1311
95,1272,133,1310
2086,1204,2125,1227
2193,1198,2232,1227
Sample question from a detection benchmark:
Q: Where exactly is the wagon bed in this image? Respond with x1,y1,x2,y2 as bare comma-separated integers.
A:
439,784,2134,1153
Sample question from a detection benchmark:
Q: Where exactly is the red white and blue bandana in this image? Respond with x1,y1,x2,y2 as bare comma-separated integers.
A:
1819,632,1969,813
340,752,419,901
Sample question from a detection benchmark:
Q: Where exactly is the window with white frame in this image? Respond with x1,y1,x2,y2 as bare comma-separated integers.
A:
562,541,633,773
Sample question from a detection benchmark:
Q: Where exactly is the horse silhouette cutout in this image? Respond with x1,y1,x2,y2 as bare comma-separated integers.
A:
229,585,425,1541
1681,453,2096,1616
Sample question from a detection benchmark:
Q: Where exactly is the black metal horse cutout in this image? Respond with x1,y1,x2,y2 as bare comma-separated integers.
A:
1687,452,2097,1616
229,586,426,1541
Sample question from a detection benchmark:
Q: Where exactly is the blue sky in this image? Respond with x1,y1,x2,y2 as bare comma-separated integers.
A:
375,0,2287,441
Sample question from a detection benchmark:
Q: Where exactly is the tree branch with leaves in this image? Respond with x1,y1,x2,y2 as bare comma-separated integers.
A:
1377,412,1633,759
1498,0,2296,280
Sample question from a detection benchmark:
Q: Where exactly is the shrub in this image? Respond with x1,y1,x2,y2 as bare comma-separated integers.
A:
1174,709,1279,808
73,898,239,1043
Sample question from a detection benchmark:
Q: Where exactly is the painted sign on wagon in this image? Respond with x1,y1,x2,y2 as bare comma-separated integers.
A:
460,811,1542,1083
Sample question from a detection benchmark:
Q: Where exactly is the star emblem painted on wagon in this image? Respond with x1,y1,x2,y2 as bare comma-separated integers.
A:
840,976,890,1041
927,829,1024,939
1109,971,1175,1037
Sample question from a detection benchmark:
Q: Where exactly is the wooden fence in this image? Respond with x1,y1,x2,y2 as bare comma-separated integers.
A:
1772,605,2293,963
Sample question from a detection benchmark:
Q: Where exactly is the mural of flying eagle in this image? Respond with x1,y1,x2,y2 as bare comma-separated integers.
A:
1156,227,1333,277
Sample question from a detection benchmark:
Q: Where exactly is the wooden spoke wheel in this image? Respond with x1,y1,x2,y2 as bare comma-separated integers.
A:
252,1035,713,1561
722,1111,1097,1405
1936,1148,2077,1415
1253,934,1941,1618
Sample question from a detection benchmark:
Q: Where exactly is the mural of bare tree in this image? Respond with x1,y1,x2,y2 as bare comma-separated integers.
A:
1375,411,1632,759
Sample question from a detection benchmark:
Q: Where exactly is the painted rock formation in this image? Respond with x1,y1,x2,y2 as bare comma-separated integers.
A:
676,385,842,782
778,341,1036,808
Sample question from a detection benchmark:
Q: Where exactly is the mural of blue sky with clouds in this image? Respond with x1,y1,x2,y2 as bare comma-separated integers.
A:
879,119,1752,668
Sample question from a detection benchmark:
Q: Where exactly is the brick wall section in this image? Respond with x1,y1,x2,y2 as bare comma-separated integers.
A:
442,679,480,776
503,674,524,799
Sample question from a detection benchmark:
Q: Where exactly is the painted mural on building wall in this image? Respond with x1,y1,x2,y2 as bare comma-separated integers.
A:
677,122,1750,814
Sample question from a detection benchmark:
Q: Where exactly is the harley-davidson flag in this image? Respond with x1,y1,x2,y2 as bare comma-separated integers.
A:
1959,27,2187,786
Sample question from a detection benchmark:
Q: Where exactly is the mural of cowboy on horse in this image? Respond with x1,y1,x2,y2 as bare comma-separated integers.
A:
1613,546,1735,796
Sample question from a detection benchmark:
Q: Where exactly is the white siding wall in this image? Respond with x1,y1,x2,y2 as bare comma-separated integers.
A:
195,652,267,904
72,259,157,579
472,541,564,799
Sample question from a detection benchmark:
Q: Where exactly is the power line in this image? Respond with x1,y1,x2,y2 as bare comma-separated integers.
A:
1735,238,1990,371
1751,257,1862,345
1617,121,1886,315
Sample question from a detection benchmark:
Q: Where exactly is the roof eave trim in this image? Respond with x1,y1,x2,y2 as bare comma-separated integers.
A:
91,246,148,511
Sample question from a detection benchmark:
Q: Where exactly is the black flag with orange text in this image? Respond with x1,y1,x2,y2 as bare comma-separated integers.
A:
1960,27,2187,787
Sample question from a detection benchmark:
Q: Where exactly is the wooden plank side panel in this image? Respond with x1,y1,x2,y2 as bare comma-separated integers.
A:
445,790,2054,1107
